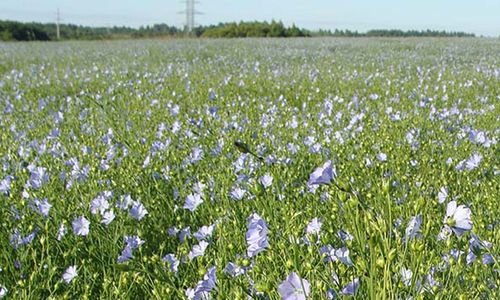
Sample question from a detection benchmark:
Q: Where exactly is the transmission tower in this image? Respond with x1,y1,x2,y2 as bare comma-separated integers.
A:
55,8,61,40
179,0,201,35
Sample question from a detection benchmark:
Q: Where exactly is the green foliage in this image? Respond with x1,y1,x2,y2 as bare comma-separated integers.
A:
0,20,50,41
200,21,308,38
0,19,476,41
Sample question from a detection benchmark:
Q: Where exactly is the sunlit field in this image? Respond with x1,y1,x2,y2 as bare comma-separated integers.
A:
0,38,499,299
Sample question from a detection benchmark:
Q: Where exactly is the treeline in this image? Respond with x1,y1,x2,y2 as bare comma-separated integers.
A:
312,29,475,37
0,20,181,41
0,19,476,41
198,21,307,38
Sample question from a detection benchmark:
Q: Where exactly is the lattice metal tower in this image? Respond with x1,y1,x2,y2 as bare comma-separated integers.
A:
56,8,61,40
180,0,201,35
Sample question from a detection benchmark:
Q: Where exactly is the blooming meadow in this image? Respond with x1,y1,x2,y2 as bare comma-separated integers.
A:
0,38,499,299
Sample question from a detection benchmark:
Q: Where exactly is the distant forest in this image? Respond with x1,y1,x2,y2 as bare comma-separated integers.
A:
0,19,476,41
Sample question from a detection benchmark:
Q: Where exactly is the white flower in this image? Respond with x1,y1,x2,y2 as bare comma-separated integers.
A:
376,152,387,162
400,268,413,286
57,223,67,241
404,215,422,242
62,265,78,283
438,187,448,204
444,201,472,236
0,285,7,298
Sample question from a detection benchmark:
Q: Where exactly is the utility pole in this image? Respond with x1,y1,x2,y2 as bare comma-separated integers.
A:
56,8,61,40
179,0,201,36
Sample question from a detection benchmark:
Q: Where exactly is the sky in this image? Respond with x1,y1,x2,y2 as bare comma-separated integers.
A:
1,0,499,36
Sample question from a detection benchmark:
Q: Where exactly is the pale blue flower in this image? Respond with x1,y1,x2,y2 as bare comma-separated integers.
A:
338,230,354,242
465,153,482,170
450,249,463,260
101,210,115,225
194,224,215,241
117,246,134,263
319,245,337,262
130,200,148,220
230,187,246,200
246,213,269,257
72,216,90,236
117,235,144,263
224,262,245,277
62,265,78,283
179,227,191,243
335,247,353,266
35,198,52,218
404,215,422,242
209,89,216,100
0,176,13,195
186,266,217,300
189,147,203,164
167,227,179,236
90,195,109,215
466,251,476,265
163,254,179,273
29,166,49,189
326,288,337,299
124,235,144,249
438,187,448,204
116,194,133,210
260,174,273,188
469,233,492,251
340,278,359,296
308,160,335,185
376,153,387,162
188,240,209,260
306,218,322,235
184,193,203,212
456,153,483,171
277,272,310,300
57,223,67,241
482,253,494,265
9,228,38,249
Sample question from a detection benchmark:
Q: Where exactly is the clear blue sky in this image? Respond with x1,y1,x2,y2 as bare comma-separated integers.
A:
1,0,499,36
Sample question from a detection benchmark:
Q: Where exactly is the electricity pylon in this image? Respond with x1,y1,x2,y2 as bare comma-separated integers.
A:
179,0,202,36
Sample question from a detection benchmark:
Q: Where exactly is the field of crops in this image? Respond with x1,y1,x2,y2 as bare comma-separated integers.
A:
0,38,499,299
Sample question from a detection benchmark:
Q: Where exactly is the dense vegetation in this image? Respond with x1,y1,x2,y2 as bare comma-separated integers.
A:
199,21,307,38
0,38,499,299
0,19,477,41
